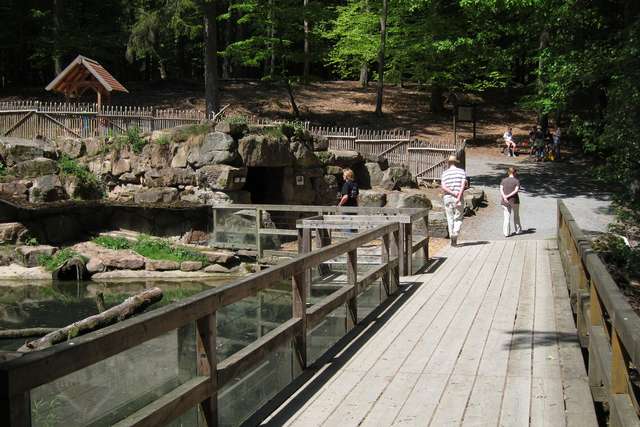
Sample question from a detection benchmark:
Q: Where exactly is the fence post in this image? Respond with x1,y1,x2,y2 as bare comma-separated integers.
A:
293,228,311,369
381,233,391,296
197,313,218,427
256,208,262,260
346,249,358,329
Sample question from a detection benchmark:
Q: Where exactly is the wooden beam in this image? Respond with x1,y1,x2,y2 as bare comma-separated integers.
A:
197,314,217,427
112,377,212,427
217,318,302,387
2,111,34,137
346,249,358,330
307,285,356,330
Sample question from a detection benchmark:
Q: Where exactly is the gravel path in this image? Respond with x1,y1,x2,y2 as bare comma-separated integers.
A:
459,148,614,241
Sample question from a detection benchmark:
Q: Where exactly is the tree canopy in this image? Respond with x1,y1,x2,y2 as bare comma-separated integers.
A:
0,0,639,208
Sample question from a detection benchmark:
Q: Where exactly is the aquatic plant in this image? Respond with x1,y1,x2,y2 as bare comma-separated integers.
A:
38,248,83,272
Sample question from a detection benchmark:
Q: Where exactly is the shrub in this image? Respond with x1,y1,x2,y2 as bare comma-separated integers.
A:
155,135,171,145
592,233,640,282
38,248,82,272
125,126,147,154
174,124,212,141
58,155,103,198
225,115,249,126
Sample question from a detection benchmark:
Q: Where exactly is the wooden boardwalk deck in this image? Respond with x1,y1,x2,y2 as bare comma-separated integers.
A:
265,240,598,427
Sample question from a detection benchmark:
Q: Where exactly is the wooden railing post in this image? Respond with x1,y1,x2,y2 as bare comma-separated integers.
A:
404,223,413,275
293,226,311,368
381,233,391,296
197,313,218,427
391,228,400,293
398,224,406,276
422,215,429,262
611,328,630,396
256,208,262,260
346,249,358,330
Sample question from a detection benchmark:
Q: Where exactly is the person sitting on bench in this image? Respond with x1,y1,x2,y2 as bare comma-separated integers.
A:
503,127,516,157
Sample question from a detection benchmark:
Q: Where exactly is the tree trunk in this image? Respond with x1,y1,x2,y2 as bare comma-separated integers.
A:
203,0,220,117
285,78,300,117
19,288,163,352
52,0,64,75
303,0,310,82
537,29,550,127
359,63,368,87
0,328,58,339
430,84,445,113
222,1,233,79
269,0,276,78
374,0,388,116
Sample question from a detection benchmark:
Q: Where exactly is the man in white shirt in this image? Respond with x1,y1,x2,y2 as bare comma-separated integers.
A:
503,127,516,157
441,155,467,247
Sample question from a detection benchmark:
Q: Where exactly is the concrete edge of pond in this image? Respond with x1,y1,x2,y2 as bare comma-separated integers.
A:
90,269,247,281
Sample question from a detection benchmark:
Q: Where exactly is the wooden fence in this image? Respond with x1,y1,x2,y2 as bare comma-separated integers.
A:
0,206,429,426
0,101,206,140
557,200,640,426
0,101,465,181
305,125,466,180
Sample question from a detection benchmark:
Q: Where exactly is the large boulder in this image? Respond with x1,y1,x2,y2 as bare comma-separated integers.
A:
311,135,329,151
55,137,85,159
28,175,67,203
145,260,180,271
144,168,196,187
197,165,247,191
238,135,292,167
215,121,248,140
108,184,143,202
312,175,339,205
380,166,415,190
290,141,320,168
111,158,131,176
9,158,59,178
74,242,145,273
15,245,57,268
0,223,27,244
0,137,57,166
429,210,449,238
87,159,112,176
0,180,29,198
186,132,241,168
359,190,387,207
84,137,105,157
180,189,251,205
133,187,179,204
365,162,385,187
386,191,432,209
330,150,363,167
60,174,102,200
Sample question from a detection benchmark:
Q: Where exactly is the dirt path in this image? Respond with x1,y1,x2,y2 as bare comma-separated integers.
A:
460,147,614,241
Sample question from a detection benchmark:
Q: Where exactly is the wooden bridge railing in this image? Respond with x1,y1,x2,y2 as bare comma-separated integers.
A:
557,200,640,426
0,214,419,426
211,204,429,276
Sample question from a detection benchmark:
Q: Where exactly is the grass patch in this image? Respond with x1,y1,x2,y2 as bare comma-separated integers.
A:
224,115,249,126
155,134,171,145
38,248,83,272
92,235,131,250
174,124,212,142
92,234,208,264
133,235,208,264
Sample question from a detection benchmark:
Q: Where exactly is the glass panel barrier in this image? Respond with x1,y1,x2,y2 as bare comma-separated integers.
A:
218,340,297,427
30,322,197,426
307,304,347,366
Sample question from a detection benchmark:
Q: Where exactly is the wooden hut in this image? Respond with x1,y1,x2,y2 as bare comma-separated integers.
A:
45,55,128,110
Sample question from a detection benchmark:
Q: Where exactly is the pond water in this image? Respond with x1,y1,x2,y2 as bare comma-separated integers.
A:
0,269,376,426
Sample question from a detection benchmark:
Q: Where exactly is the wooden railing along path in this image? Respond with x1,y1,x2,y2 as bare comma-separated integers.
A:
0,207,429,426
558,200,640,426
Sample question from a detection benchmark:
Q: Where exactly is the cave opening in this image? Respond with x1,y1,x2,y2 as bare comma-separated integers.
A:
244,167,286,204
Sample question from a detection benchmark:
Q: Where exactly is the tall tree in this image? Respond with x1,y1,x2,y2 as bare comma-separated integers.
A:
374,0,388,116
52,0,65,75
303,0,310,81
202,0,220,115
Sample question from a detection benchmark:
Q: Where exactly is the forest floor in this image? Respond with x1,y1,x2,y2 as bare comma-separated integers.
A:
0,80,536,143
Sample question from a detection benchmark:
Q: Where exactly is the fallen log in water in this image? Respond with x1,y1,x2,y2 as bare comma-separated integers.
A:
18,287,163,352
0,327,58,339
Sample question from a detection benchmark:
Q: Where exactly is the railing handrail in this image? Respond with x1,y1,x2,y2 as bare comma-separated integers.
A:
0,221,398,396
557,199,640,425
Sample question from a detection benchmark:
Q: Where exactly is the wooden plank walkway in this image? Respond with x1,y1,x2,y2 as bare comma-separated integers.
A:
265,240,598,427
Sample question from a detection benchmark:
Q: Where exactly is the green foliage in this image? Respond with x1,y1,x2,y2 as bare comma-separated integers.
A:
133,235,208,264
92,235,132,250
119,126,148,154
92,234,208,264
0,163,6,176
25,237,39,246
155,134,171,145
32,396,63,427
58,155,103,197
592,234,640,282
225,115,249,126
174,124,212,141
38,248,82,272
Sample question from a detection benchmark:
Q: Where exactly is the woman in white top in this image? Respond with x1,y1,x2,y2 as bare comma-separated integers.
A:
503,127,516,157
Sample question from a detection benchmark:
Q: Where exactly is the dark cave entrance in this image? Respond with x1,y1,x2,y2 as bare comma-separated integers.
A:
244,167,286,204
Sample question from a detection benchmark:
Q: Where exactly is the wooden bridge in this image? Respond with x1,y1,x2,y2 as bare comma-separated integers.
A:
1,201,638,426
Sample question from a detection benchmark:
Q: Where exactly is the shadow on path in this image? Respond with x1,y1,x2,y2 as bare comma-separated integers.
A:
251,257,446,426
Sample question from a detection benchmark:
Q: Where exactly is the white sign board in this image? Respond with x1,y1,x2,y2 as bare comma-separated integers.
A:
296,176,304,186
458,106,474,122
